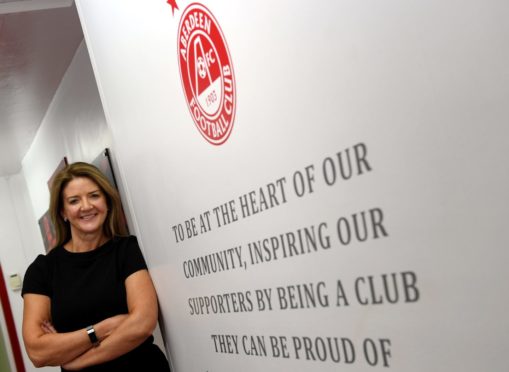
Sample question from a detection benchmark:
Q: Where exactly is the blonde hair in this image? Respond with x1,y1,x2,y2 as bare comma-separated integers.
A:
49,162,128,248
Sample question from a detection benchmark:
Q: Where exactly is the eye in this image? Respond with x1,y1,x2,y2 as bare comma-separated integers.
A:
90,193,101,199
68,199,79,205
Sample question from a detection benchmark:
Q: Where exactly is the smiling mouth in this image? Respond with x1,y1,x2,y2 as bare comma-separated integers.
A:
80,213,98,221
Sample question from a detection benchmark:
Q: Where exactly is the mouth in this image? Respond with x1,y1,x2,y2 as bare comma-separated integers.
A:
80,213,98,221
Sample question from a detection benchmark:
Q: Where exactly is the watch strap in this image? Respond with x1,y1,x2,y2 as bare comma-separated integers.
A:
86,325,100,347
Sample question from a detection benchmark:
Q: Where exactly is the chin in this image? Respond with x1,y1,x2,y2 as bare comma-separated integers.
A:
75,221,106,235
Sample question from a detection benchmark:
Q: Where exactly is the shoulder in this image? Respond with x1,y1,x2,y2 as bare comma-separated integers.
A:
112,236,147,278
26,254,47,272
111,235,144,260
27,247,59,269
46,245,63,259
24,246,64,281
22,251,58,297
111,235,139,249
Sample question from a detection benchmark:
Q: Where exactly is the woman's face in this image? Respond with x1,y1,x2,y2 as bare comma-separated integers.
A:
61,177,108,238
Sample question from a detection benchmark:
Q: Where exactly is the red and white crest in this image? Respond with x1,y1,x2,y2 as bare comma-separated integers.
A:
178,3,236,145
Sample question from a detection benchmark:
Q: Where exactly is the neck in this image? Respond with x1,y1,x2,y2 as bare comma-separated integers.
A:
66,232,107,253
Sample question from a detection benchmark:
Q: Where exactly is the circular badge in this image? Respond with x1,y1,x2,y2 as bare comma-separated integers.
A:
177,3,236,145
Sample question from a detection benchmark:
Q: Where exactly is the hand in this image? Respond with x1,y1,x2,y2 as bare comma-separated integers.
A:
40,320,57,334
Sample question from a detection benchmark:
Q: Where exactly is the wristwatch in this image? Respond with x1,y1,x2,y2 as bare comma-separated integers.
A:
86,325,100,347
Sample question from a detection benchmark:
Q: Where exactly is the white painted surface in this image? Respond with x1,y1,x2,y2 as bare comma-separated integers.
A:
0,4,83,176
0,175,50,372
17,37,167,368
0,38,107,372
76,0,509,371
22,41,112,220
3,40,110,372
0,0,73,15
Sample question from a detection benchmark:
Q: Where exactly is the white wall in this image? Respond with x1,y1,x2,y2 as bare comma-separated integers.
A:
0,174,44,371
22,41,112,220
76,0,509,371
1,39,112,372
15,35,168,370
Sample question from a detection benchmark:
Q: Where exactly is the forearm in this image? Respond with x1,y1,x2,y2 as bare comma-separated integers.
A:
63,311,156,370
25,328,91,367
24,315,125,367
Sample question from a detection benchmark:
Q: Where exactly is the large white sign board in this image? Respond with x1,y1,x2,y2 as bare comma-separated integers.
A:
76,0,509,370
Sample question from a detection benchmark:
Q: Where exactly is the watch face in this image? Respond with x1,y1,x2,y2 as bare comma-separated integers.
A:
86,325,99,344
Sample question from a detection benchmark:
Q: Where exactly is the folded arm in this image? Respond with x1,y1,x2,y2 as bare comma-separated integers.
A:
63,269,158,370
22,294,126,367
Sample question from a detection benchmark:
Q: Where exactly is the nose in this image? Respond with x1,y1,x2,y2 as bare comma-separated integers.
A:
81,198,92,210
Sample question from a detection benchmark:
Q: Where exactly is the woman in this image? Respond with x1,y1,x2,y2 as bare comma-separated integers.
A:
21,162,170,371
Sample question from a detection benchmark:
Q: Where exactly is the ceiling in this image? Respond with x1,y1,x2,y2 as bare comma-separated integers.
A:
0,0,84,177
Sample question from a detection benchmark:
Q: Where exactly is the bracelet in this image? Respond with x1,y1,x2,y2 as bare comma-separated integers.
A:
86,325,100,347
